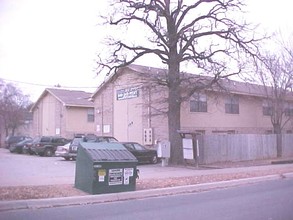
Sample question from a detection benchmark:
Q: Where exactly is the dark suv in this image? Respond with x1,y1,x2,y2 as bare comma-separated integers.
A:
5,136,30,149
68,134,118,160
31,136,70,157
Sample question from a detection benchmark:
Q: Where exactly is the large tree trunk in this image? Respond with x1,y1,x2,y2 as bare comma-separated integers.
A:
273,123,282,157
166,12,183,165
167,59,183,164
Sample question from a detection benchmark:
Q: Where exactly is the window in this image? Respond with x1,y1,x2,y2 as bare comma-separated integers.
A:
87,108,95,122
263,100,273,116
225,96,239,114
285,103,293,116
190,93,207,112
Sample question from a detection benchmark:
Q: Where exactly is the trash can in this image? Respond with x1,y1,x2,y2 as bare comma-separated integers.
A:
74,142,138,194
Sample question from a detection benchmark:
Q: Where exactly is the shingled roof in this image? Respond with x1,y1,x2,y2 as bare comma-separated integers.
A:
92,64,277,99
31,88,93,111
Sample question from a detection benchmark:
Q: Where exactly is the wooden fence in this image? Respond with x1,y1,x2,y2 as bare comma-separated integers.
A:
195,134,293,164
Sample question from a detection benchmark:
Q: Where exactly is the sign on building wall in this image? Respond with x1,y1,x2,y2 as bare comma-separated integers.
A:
117,87,139,100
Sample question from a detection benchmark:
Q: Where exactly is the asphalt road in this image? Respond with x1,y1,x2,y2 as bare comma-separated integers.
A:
1,178,292,220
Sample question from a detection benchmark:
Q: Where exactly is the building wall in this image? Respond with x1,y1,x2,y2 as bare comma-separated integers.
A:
181,92,274,134
65,106,95,138
41,94,57,136
112,71,144,142
94,84,115,137
32,92,95,139
93,70,169,145
93,69,293,145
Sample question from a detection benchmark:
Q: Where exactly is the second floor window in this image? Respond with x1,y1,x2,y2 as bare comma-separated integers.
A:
225,96,239,114
190,93,207,112
285,103,293,116
87,108,95,122
263,100,273,116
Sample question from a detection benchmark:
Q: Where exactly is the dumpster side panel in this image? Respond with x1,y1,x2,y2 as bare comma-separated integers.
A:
92,162,137,194
74,146,94,194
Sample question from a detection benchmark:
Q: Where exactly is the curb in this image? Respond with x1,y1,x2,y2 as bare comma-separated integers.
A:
1,172,293,212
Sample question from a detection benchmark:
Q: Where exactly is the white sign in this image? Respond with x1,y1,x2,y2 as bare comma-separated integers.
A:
183,138,194,159
117,87,139,100
108,169,123,185
103,125,110,133
124,168,134,185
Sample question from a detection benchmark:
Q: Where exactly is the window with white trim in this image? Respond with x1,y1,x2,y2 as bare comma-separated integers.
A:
225,96,239,114
262,100,273,116
190,93,207,112
87,108,95,122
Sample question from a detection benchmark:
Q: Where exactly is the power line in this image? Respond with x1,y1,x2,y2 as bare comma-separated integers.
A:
0,77,98,89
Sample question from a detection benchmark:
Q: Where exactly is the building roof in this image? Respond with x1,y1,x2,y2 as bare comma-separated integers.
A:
91,64,164,99
31,88,94,111
91,64,282,99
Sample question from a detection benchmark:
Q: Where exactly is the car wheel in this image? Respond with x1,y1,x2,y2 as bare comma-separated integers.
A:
151,155,158,164
44,148,54,157
64,157,70,161
28,150,35,155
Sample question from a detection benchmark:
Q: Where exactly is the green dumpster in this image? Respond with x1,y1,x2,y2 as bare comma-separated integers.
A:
74,142,138,194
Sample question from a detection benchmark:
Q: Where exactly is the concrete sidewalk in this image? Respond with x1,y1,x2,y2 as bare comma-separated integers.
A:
1,163,293,212
139,163,293,180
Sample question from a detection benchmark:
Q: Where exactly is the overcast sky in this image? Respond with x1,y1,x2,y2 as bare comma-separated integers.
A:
0,0,292,101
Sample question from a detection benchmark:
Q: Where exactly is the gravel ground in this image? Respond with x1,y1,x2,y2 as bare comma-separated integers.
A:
1,163,293,201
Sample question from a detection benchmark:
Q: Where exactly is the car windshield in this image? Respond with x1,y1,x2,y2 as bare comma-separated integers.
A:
32,137,41,143
107,137,118,142
17,139,32,145
72,138,82,145
133,143,146,150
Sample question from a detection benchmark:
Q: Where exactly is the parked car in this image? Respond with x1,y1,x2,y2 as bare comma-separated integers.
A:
22,141,35,155
121,142,158,164
31,136,71,157
5,136,31,149
68,135,118,160
68,137,83,160
9,138,33,154
55,143,71,160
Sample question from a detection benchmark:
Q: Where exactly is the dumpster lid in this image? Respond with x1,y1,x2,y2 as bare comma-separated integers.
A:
79,142,137,162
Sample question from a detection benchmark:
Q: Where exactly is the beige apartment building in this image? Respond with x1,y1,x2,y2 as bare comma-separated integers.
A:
31,88,95,139
92,64,293,146
28,64,293,145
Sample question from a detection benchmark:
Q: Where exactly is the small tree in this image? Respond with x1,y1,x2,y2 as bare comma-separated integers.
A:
256,43,293,157
0,81,32,137
97,0,261,164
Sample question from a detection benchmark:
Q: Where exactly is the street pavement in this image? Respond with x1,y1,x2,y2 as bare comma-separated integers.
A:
0,147,293,212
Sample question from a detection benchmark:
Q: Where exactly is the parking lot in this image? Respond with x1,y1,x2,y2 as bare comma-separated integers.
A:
0,148,77,187
0,148,181,187
5,148,287,189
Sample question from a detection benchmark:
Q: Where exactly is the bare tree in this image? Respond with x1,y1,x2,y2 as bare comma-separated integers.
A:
97,0,261,164
0,81,32,137
256,43,293,157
